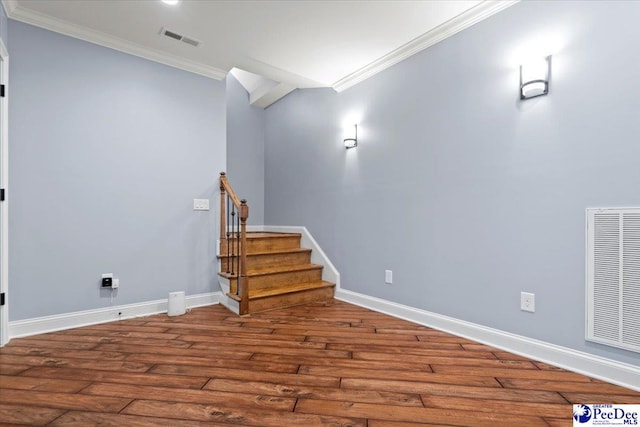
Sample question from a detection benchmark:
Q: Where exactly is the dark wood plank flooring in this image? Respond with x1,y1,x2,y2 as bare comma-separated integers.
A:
1,300,638,426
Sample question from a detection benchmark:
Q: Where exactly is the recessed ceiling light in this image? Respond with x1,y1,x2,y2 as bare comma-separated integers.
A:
162,0,179,5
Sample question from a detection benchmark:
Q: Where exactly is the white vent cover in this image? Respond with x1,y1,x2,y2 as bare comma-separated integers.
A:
586,208,640,353
159,27,201,47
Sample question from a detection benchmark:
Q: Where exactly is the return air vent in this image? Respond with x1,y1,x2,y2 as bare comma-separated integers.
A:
159,27,201,47
586,208,640,353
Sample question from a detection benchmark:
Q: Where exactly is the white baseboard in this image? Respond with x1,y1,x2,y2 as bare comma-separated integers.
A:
335,288,640,392
217,276,239,315
8,292,222,340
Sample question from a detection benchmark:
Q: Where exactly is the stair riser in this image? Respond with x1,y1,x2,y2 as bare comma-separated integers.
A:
220,251,311,273
220,236,301,254
249,287,335,314
252,268,322,290
227,269,323,293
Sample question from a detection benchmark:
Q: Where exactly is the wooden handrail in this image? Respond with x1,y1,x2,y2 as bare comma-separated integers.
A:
219,172,242,210
219,172,250,315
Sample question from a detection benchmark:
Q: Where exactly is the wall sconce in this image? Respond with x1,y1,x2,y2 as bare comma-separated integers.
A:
344,124,358,149
520,55,551,100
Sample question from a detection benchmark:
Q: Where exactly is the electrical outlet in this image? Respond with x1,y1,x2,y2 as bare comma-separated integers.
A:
112,278,119,289
385,270,393,284
521,292,535,312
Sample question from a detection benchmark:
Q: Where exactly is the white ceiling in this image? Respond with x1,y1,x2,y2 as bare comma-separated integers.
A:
3,0,517,107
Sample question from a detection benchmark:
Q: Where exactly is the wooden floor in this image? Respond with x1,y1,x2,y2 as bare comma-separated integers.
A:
1,300,639,426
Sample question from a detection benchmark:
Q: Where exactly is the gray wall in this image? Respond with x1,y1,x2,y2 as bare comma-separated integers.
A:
9,21,225,320
265,0,640,366
226,74,265,225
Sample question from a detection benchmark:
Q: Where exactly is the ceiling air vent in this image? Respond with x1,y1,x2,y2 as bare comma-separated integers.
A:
180,37,200,47
159,27,201,47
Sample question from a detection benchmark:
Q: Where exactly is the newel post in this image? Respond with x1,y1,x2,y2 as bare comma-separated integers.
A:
239,199,250,315
219,172,226,242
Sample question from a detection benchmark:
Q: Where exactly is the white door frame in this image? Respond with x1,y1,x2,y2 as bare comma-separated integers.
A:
0,38,9,346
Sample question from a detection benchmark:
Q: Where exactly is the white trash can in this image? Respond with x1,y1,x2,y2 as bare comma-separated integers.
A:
168,291,186,317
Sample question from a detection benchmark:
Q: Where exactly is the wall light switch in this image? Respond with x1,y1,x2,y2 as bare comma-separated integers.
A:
193,199,210,211
385,270,393,284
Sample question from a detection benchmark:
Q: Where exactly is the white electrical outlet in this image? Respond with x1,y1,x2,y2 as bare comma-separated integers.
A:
112,278,119,289
521,292,535,312
193,199,210,211
385,270,393,284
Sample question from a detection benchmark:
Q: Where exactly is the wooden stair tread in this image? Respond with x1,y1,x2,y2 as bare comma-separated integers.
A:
220,232,303,257
217,248,311,260
227,232,301,239
219,264,323,279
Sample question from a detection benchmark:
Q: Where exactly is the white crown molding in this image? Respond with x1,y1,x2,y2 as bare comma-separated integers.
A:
335,288,640,392
332,0,519,92
2,0,17,16
3,0,518,96
1,0,226,80
7,292,221,341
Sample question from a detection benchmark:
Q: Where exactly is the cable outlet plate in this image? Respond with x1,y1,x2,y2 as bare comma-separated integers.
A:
101,273,113,288
521,292,535,312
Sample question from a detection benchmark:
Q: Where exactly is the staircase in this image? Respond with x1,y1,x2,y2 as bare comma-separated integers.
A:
218,232,335,314
217,172,335,315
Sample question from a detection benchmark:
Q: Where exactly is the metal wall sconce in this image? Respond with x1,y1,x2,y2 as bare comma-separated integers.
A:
344,124,358,149
520,55,551,100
